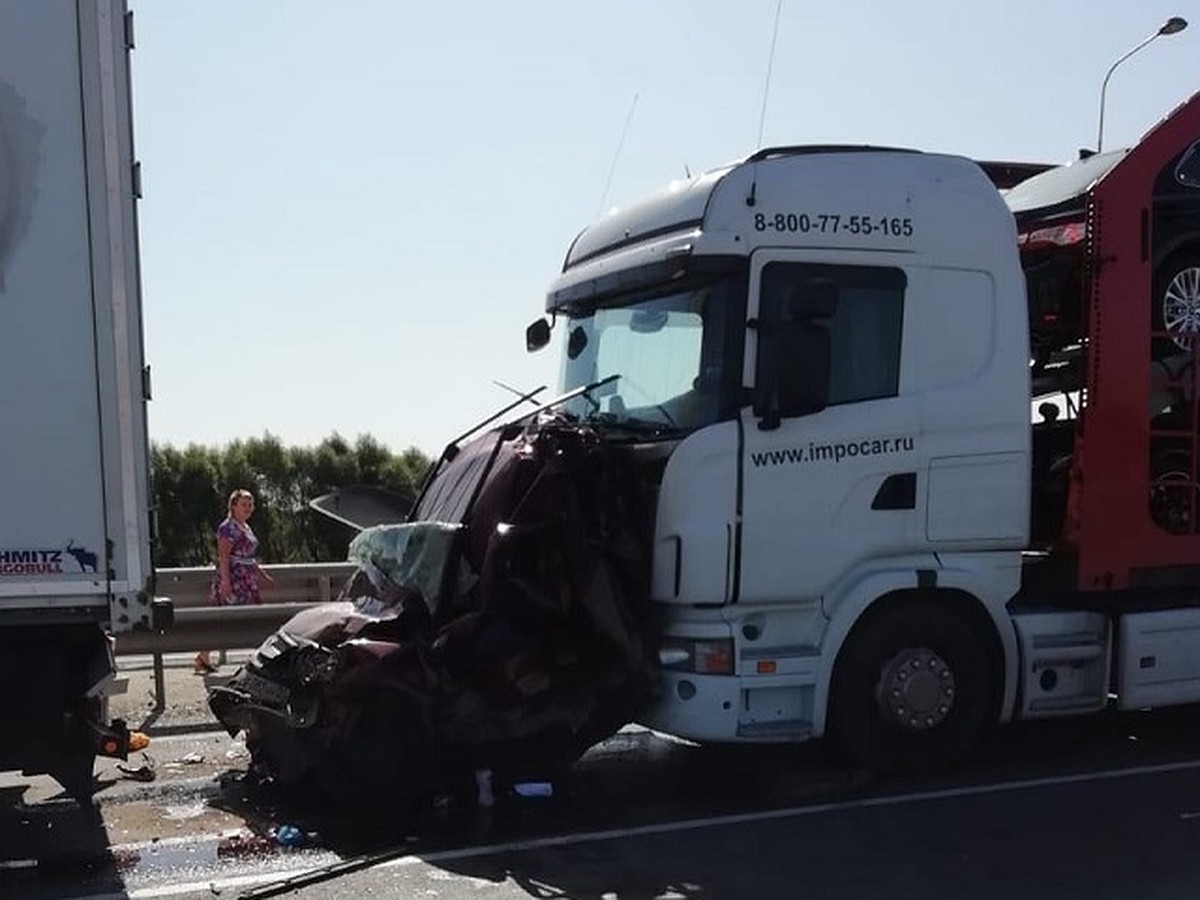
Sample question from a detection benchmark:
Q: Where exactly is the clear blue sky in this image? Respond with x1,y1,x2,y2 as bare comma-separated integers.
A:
130,0,1199,456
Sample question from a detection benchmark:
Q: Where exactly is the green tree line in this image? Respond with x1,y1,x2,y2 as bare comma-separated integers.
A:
151,433,432,567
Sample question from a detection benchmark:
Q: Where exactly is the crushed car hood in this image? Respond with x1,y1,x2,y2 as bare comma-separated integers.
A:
209,418,660,811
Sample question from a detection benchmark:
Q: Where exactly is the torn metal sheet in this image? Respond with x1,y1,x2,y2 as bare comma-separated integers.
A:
210,419,660,812
307,484,413,532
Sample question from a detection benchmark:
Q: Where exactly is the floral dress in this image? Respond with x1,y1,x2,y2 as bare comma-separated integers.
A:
209,517,261,606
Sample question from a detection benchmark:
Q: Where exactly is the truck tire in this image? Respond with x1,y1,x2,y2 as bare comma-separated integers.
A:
1154,251,1200,357
827,600,994,773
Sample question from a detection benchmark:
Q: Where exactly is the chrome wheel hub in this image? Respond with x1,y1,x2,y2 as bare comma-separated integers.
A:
1163,266,1200,350
877,647,956,731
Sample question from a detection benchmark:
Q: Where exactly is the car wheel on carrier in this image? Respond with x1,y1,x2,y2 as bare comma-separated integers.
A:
1149,453,1197,535
1154,251,1200,357
828,600,994,773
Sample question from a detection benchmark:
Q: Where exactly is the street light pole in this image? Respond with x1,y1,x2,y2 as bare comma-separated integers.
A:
1097,16,1188,153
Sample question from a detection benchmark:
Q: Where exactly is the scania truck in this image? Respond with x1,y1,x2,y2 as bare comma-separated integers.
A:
0,0,158,798
512,90,1200,769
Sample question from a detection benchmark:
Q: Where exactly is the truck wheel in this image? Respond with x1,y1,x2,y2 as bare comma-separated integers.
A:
1154,251,1200,356
827,601,994,773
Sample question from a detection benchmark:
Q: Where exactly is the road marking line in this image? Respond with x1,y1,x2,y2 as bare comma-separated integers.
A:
99,756,1200,900
406,756,1200,865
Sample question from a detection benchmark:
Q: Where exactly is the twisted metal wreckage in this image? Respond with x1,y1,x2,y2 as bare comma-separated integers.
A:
209,405,662,811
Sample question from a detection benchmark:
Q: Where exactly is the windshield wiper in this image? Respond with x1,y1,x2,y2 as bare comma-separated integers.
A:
585,412,681,438
497,375,683,439
503,374,621,427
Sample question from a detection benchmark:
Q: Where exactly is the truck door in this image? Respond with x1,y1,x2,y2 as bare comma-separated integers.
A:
737,253,920,606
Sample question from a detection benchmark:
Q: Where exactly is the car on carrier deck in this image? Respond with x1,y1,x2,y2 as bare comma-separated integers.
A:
1006,141,1200,359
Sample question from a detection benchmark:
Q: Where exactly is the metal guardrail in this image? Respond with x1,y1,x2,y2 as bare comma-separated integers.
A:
114,563,357,722
115,562,356,656
152,561,357,610
116,603,322,655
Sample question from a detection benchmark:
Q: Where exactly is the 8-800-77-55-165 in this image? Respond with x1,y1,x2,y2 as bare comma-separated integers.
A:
754,212,914,237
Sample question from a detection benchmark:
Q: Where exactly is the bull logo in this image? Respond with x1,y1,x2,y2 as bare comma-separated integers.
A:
65,540,98,573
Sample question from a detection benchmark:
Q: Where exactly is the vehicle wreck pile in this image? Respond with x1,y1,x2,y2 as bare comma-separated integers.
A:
209,418,661,812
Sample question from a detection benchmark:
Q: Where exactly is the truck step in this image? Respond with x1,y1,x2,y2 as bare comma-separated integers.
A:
1012,610,1110,718
736,719,814,740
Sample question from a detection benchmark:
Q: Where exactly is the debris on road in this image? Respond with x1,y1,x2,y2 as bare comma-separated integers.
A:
513,781,554,799
116,753,157,783
272,824,305,847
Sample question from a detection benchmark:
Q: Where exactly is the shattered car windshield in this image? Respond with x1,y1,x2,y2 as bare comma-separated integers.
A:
557,271,747,434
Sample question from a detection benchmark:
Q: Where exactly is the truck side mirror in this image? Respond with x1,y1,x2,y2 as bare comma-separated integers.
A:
526,318,551,353
776,324,830,417
753,280,835,428
753,321,830,429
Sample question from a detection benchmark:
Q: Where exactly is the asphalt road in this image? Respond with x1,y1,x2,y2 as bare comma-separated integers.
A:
220,761,1200,900
7,656,1200,899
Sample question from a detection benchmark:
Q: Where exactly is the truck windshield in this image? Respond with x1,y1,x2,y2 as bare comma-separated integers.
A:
556,270,747,435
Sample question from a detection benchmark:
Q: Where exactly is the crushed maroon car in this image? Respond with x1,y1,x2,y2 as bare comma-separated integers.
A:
209,416,661,811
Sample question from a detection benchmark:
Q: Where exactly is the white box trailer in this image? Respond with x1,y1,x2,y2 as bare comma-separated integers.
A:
0,0,158,798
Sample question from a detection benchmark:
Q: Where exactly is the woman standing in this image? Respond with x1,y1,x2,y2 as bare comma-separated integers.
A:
194,488,275,674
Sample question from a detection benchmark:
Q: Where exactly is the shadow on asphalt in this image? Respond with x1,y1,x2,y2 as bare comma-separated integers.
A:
203,736,868,900
221,703,1200,897
424,706,1200,899
0,785,126,900
8,701,1200,900
213,703,1200,856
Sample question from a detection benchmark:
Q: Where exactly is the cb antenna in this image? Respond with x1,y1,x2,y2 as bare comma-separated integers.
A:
747,0,783,208
756,0,784,149
492,379,543,408
597,92,639,217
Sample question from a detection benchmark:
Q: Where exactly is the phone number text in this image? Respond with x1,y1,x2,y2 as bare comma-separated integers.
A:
753,212,914,237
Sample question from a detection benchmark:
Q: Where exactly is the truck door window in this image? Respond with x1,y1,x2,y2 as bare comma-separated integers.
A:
758,262,905,406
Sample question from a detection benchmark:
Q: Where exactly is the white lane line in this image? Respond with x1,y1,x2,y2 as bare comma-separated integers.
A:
109,830,251,855
0,859,38,870
92,756,1200,900
123,867,322,899
408,756,1200,863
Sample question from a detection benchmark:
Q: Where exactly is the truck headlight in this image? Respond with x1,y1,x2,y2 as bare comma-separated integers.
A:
658,638,734,674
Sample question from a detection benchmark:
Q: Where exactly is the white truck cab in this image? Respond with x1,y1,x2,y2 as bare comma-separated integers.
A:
539,147,1036,768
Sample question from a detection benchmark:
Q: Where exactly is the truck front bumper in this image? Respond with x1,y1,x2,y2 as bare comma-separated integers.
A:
641,669,819,743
